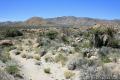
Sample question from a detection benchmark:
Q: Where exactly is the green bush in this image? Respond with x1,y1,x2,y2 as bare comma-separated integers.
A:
108,39,120,48
3,29,23,37
5,65,19,75
0,47,14,63
46,30,58,40
101,56,111,63
61,35,69,44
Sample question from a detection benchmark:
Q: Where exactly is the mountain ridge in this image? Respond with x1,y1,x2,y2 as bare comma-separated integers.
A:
0,16,120,27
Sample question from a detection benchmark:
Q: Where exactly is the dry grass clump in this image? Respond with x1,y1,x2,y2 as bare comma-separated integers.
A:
34,55,41,60
44,55,54,62
64,70,75,79
54,53,68,66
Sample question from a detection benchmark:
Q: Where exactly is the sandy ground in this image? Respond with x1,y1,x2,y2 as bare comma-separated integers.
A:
10,49,79,80
9,39,80,80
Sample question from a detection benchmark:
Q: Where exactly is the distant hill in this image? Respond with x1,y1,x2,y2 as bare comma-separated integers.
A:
0,16,120,28
25,17,48,25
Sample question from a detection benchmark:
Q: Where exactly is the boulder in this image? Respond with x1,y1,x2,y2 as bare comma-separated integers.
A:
0,40,13,46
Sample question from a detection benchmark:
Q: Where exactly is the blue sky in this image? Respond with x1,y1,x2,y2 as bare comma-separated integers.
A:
0,0,120,21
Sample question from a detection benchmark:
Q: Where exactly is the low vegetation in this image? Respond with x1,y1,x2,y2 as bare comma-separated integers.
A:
55,53,68,66
5,65,19,75
2,29,23,38
0,23,120,80
44,67,51,74
64,70,75,79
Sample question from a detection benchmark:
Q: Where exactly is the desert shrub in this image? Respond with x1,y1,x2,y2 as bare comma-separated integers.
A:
46,30,58,40
81,40,91,48
82,30,91,38
101,56,111,63
67,58,97,70
73,44,81,52
38,31,45,36
98,47,111,63
0,47,13,63
2,29,23,37
98,47,110,57
55,53,68,66
5,65,19,75
34,55,41,60
44,55,54,62
61,35,69,44
0,52,10,63
0,69,15,80
44,68,51,74
79,66,120,80
108,39,120,48
64,70,75,79
105,27,116,37
38,38,51,47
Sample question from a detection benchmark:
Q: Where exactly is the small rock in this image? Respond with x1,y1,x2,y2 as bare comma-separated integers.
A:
35,61,41,65
39,50,47,57
68,64,76,70
33,43,40,48
89,56,98,60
